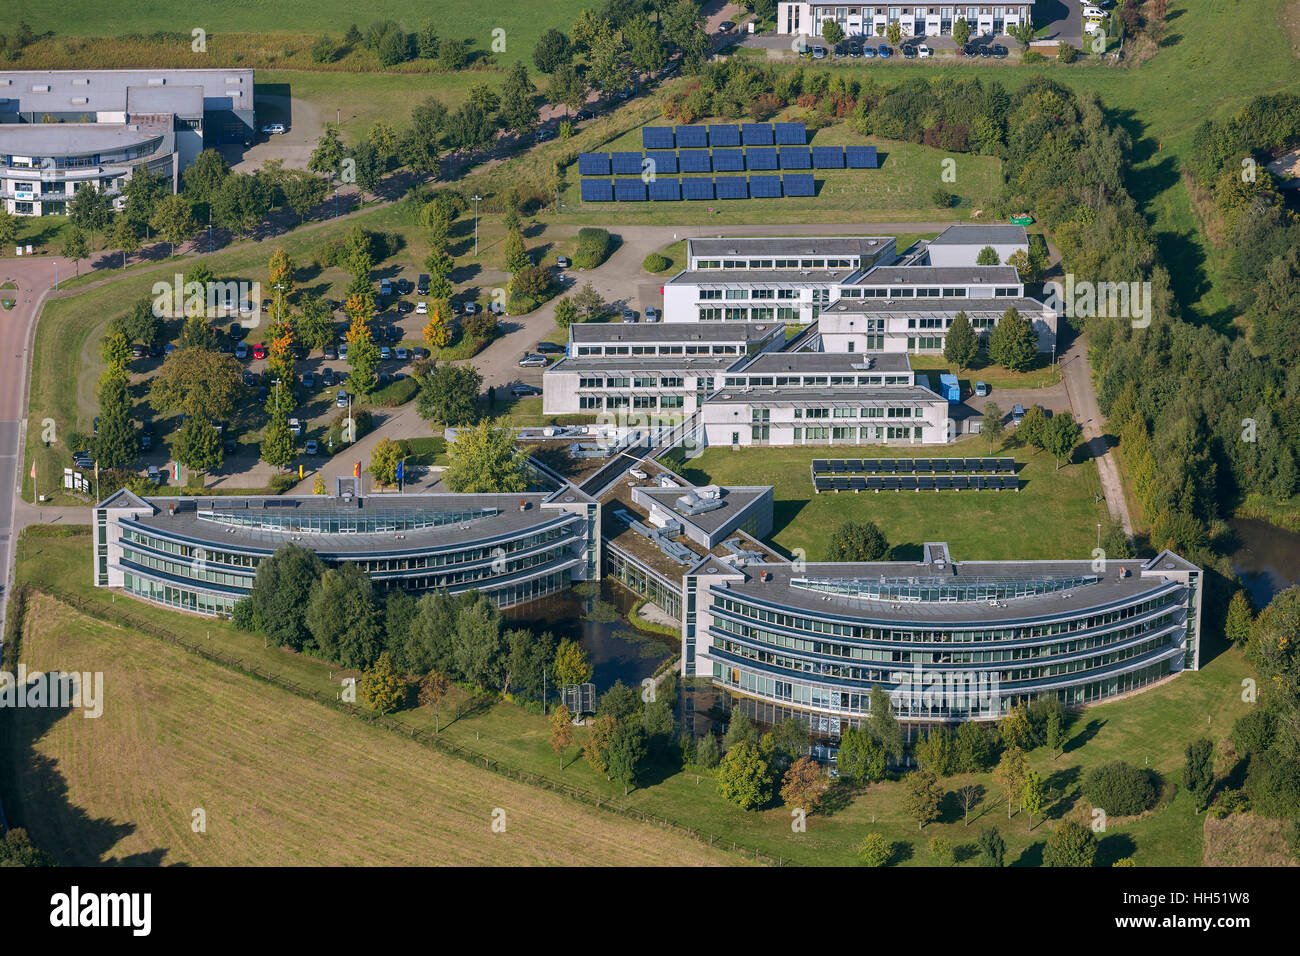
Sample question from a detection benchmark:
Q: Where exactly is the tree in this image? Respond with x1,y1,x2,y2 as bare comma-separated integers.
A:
724,709,758,750
994,746,1028,819
953,16,972,47
976,245,1001,266
170,417,223,477
245,544,324,648
958,783,982,826
550,703,576,768
1042,413,1083,471
886,21,902,45
1022,770,1046,829
503,228,530,274
716,741,772,810
295,297,335,351
416,362,482,426
60,228,89,274
310,34,337,63
150,194,196,256
867,686,904,762
1044,819,1097,867
368,120,400,162
695,733,721,769
588,23,632,95
1008,20,1034,51
828,520,889,561
110,214,142,268
987,307,1037,372
451,595,505,690
1006,248,1032,280
150,348,242,422
360,652,406,714
1183,737,1215,813
418,670,451,731
260,406,297,470
572,281,606,320
499,62,539,137
981,401,1005,453
821,19,844,46
929,835,955,866
956,721,992,773
1083,761,1159,816
437,37,468,72
306,563,383,668
781,756,830,812
181,148,232,204
211,172,271,238
1225,590,1255,645
1046,710,1066,760
94,371,137,468
350,141,386,202
309,127,346,181
977,827,1005,867
280,169,329,224
903,769,944,830
944,310,979,371
914,725,958,777
313,475,327,495
0,828,55,867
368,436,402,486
607,724,648,795
1017,404,1049,453
445,102,494,153
857,833,892,867
550,63,589,118
415,21,439,58
552,637,592,689
443,420,530,493
555,297,577,329
0,207,17,250
534,27,573,73
345,312,380,394
68,183,113,250
838,725,888,784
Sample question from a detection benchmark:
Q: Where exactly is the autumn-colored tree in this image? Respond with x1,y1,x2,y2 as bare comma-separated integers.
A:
994,746,1029,819
344,291,373,329
346,311,380,394
583,713,617,776
359,652,405,714
780,756,830,813
312,474,327,495
418,670,450,732
268,248,296,324
1023,770,1046,830
550,702,576,769
423,301,454,349
553,637,592,689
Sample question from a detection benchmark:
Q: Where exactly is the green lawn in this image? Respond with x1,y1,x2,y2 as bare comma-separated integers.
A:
908,352,1061,391
14,526,1253,866
665,436,1110,562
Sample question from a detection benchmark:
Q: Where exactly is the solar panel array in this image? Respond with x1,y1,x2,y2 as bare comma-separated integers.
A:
679,149,711,172
812,457,1017,476
846,145,878,168
611,151,643,175
578,152,610,176
780,148,812,169
746,147,779,170
682,178,714,200
645,150,677,175
581,176,820,201
749,175,781,198
709,124,741,146
712,149,745,171
812,146,846,169
614,178,647,202
580,179,613,202
743,123,775,145
648,179,681,201
813,474,1021,492
783,174,815,196
775,122,807,144
676,125,707,148
642,126,675,150
715,176,748,199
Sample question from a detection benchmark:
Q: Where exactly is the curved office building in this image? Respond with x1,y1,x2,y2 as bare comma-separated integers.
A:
94,488,599,616
685,542,1202,734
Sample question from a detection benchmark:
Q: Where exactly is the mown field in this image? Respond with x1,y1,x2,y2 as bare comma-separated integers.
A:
10,528,1255,867
0,592,739,866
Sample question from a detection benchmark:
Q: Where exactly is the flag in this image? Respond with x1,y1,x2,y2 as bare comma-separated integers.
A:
30,461,35,480
395,459,404,485
173,461,180,481
354,461,361,479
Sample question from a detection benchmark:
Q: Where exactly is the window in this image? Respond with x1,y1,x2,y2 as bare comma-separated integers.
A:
725,289,748,300
699,289,722,300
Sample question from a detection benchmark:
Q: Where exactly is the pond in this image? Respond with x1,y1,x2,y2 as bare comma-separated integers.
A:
1229,518,1300,609
503,580,676,692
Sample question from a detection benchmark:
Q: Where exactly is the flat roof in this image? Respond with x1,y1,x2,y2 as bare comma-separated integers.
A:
636,485,770,537
569,322,780,344
928,223,1028,246
666,268,866,286
735,351,913,375
548,355,744,373
126,84,204,116
701,556,1190,626
854,264,1022,286
0,68,254,114
689,236,894,258
706,384,942,405
0,123,168,155
823,296,1053,316
115,492,581,556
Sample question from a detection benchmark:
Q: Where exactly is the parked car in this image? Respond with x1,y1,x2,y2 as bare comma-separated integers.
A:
385,325,401,342
335,390,350,408
992,44,1008,58
242,370,255,386
380,346,392,360
131,344,146,359
235,342,248,359
643,306,659,322
918,44,933,58
323,344,338,360
303,372,316,389
305,439,319,455
417,274,430,295
397,300,413,314
902,45,918,58
261,123,286,135
339,343,349,359
147,465,162,485
718,20,734,32
288,417,303,437
463,301,479,315
510,383,542,397
1011,404,1025,425
489,301,506,315
412,348,429,360
322,368,335,387
861,46,877,58
416,300,427,315
555,256,570,269
395,347,409,361
878,44,893,57
979,45,992,58
536,342,565,354
140,432,152,451
252,343,267,360
810,46,828,59
518,354,547,368
396,278,412,296
962,43,978,56
622,308,637,323
974,381,989,397
845,43,861,57
379,278,393,296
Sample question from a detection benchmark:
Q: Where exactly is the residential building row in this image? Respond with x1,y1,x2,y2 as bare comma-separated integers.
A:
777,3,1036,39
0,69,255,216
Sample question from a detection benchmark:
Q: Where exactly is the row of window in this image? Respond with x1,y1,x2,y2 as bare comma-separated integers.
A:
725,373,911,387
694,257,858,271
793,425,921,441
579,395,686,409
574,344,740,356
578,376,686,389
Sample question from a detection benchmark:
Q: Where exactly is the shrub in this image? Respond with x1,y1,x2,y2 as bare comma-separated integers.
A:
269,473,298,494
857,833,893,867
1082,760,1159,816
1023,49,1044,63
1057,42,1078,63
931,187,955,209
573,227,613,270
642,251,670,273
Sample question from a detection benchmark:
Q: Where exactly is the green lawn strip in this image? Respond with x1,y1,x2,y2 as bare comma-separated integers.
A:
907,352,1061,391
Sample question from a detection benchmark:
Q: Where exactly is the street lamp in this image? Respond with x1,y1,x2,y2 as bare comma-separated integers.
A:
471,194,483,256
1097,523,1102,549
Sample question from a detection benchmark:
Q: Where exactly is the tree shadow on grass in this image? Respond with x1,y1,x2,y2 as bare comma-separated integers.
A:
1011,839,1045,867
1063,718,1106,755
1096,832,1138,866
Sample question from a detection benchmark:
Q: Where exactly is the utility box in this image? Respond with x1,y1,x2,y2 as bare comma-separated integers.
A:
938,373,961,403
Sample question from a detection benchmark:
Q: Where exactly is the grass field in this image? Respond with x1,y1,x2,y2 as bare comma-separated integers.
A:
665,436,1110,562
0,593,738,866
10,529,1255,866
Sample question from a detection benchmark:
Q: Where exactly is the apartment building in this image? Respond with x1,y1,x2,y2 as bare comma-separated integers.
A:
778,3,1036,39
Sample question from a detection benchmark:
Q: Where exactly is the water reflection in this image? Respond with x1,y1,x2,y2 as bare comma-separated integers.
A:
1230,518,1300,609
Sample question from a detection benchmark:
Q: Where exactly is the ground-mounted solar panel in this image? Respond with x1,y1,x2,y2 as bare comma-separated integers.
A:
831,460,847,473
746,147,779,170
742,123,774,146
682,178,714,200
845,145,878,169
580,179,614,202
862,459,879,473
915,458,932,472
931,458,951,473
832,476,850,491
964,458,985,472
647,178,681,201
578,152,611,176
679,150,712,173
712,149,745,171
780,148,812,169
845,459,863,473
848,477,866,492
866,476,883,491
896,459,915,473
774,122,807,145
882,476,900,491
812,146,845,169
997,457,1015,473
675,125,707,148
812,459,829,473
782,174,815,197
642,126,675,150
814,476,832,493
644,150,678,175
715,177,748,199
935,477,953,491
1001,474,1020,491
611,151,643,175
614,178,647,201
899,475,919,491
877,458,896,473
708,124,741,147
951,475,970,490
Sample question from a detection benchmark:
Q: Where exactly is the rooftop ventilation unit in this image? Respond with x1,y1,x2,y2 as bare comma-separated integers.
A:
675,490,725,516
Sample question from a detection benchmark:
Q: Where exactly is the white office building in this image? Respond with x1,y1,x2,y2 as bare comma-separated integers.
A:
777,3,1036,39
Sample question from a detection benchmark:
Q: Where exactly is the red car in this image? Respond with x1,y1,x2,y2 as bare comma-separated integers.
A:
252,343,267,360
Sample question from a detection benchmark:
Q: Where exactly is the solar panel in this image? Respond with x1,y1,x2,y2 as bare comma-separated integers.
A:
814,476,832,492
812,459,829,473
915,458,932,472
780,148,811,169
848,477,866,491
746,147,779,170
846,145,878,169
642,126,675,150
782,174,815,196
644,150,678,175
708,124,740,147
679,150,711,172
812,146,845,169
1002,474,1019,491
931,459,951,473
580,179,613,202
877,459,896,473
862,459,879,473
831,460,847,474
675,125,707,148
832,476,850,491
896,459,915,473
935,477,953,490
899,476,919,491
712,149,745,171
998,457,1015,473
647,178,681,201
611,151,643,175
578,152,611,176
951,475,970,490
964,458,985,472
774,122,807,145
742,123,774,145
614,178,647,201
682,178,714,200
918,477,936,491
747,177,781,201
866,476,883,491
882,476,900,491
846,459,863,473
715,176,748,199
